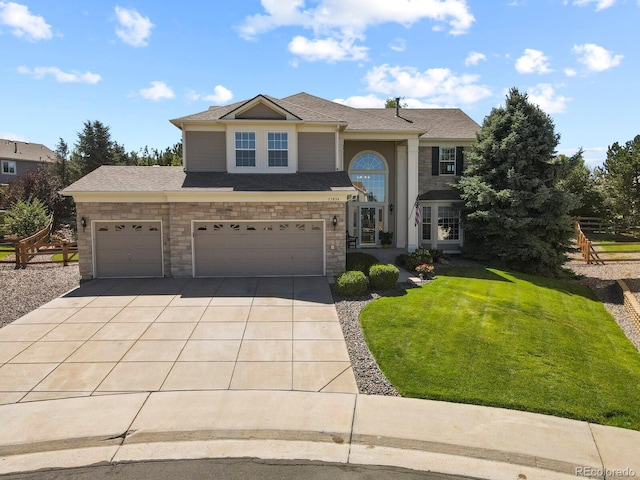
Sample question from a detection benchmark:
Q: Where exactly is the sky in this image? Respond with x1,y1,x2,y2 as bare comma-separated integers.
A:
1,0,638,168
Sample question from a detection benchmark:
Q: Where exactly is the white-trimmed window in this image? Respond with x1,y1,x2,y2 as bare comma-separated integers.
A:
267,132,288,167
235,132,256,167
349,153,387,202
439,147,456,175
1,160,16,175
422,206,432,240
437,206,460,240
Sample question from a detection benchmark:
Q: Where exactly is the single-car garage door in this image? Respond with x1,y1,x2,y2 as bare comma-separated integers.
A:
194,221,324,277
94,221,163,278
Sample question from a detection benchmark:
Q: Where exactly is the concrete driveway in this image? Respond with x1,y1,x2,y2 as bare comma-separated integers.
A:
0,276,357,404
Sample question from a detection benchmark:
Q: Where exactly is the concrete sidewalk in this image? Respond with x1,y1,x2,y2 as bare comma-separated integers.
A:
0,390,638,479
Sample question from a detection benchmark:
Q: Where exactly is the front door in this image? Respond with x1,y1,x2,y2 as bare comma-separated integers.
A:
359,206,378,246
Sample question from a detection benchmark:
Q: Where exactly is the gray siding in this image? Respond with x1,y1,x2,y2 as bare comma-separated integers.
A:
236,104,286,120
0,159,48,185
298,132,335,172
185,131,226,172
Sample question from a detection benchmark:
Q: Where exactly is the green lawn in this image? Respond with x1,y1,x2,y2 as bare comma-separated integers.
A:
360,267,640,430
0,246,14,260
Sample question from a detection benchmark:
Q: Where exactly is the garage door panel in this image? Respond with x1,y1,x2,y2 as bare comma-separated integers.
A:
194,221,324,277
94,221,163,278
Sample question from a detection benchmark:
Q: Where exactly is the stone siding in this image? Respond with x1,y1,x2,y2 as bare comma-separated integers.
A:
76,201,345,279
418,146,461,194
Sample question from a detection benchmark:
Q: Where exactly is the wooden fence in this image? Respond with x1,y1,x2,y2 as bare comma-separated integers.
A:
574,220,640,264
0,223,78,268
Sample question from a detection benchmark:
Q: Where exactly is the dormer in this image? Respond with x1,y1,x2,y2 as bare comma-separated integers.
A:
221,95,300,173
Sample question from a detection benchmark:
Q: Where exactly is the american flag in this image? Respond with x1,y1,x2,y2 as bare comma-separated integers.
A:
414,200,421,226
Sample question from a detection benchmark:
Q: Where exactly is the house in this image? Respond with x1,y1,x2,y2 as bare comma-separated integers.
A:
0,140,55,185
61,92,479,280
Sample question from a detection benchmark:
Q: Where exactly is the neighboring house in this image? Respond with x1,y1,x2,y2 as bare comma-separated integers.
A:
62,92,479,280
0,139,55,185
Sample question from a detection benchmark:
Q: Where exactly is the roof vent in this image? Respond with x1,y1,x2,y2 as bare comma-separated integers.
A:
14,142,17,154
395,97,400,117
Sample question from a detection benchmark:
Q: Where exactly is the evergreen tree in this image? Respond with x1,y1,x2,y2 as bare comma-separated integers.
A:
69,120,115,179
51,138,70,187
455,88,576,276
556,151,605,218
601,135,640,231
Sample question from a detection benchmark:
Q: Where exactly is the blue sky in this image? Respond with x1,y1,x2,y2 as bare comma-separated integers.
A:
1,0,637,167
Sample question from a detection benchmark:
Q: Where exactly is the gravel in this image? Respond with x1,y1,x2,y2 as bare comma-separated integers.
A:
0,261,80,328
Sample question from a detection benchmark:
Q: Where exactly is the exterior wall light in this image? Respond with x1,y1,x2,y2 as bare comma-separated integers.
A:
80,217,87,232
390,203,394,214
332,215,338,229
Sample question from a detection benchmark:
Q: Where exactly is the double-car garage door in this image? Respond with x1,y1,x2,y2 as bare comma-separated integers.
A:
193,221,324,277
93,220,325,278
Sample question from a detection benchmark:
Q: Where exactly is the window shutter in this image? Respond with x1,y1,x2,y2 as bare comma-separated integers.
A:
455,147,464,175
431,147,439,176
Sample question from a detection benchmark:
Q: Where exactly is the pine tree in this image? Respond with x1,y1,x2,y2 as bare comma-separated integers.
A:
455,88,576,276
601,135,640,231
71,120,115,178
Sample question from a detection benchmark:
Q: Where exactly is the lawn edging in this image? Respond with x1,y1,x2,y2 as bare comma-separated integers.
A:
617,279,640,335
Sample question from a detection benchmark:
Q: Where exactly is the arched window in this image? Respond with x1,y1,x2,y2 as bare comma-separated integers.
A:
349,153,386,202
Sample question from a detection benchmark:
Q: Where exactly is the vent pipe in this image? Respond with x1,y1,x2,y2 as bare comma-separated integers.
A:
395,97,400,117
14,142,17,154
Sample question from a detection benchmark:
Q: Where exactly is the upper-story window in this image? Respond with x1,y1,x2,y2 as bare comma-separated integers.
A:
439,147,456,175
349,153,386,202
235,132,256,167
267,132,288,167
1,160,16,175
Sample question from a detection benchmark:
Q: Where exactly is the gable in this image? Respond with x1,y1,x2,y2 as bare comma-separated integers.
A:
236,103,286,120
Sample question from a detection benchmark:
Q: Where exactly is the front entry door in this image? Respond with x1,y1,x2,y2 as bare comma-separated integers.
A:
359,206,378,246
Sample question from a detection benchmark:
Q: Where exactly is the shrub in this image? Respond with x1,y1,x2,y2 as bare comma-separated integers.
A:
346,252,379,275
429,249,446,262
410,247,433,265
395,253,410,267
5,197,50,238
415,263,435,277
335,271,368,296
405,256,421,272
369,264,399,290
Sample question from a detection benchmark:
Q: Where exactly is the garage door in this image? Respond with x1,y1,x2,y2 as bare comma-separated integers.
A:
94,221,163,278
194,221,324,277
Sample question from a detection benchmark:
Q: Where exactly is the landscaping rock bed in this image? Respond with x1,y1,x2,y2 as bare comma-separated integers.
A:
0,263,80,328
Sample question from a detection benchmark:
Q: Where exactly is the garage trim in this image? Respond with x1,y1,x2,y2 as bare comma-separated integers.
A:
191,219,326,277
91,220,164,278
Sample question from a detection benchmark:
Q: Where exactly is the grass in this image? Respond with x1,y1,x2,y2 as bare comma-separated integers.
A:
51,253,78,263
0,245,14,260
360,267,640,430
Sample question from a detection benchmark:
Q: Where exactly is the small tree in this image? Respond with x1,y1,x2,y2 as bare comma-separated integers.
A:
600,135,640,231
455,88,576,276
1,168,64,218
556,150,605,218
5,198,50,238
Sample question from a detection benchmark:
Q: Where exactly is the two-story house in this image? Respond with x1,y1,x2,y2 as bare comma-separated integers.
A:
0,140,55,185
62,92,479,280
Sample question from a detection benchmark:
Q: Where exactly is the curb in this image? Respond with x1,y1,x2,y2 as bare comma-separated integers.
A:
1,391,639,479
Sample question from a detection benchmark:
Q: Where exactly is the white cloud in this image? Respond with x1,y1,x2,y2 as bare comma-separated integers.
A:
570,0,616,11
364,64,492,105
0,131,26,142
114,6,153,47
288,34,368,62
465,51,486,66
389,38,406,52
515,49,552,74
140,81,175,101
0,1,52,41
527,84,570,114
240,0,475,38
572,43,622,72
333,94,385,108
239,0,474,62
564,68,577,77
17,66,101,84
187,85,233,104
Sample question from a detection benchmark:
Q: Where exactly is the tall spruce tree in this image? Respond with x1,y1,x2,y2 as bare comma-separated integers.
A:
601,135,640,231
70,120,115,179
455,88,576,276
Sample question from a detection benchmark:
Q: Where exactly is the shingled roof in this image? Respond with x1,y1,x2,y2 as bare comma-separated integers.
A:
0,139,55,163
170,92,429,134
61,166,355,194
